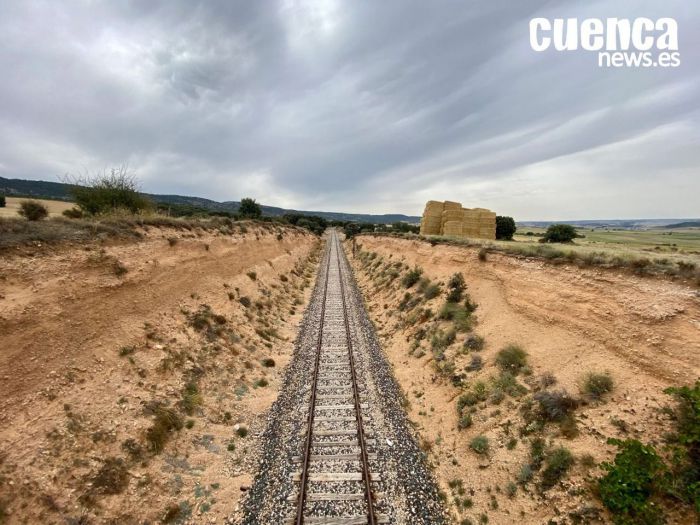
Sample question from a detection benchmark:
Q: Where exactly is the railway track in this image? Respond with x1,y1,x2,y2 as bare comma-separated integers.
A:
238,229,445,525
290,230,383,525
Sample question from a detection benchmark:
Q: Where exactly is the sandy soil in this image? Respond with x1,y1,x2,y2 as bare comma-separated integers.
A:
0,222,320,524
349,235,700,525
0,197,75,218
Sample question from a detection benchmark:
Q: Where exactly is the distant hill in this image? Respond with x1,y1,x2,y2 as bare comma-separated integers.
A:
518,218,700,230
0,176,420,224
660,221,700,229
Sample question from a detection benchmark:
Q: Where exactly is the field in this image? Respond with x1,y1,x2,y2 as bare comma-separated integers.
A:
0,196,74,217
515,225,700,253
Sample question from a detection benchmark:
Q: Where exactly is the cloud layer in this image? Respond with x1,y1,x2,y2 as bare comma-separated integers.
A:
1,0,698,219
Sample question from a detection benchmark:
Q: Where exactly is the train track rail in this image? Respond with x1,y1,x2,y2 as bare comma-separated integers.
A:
290,230,383,525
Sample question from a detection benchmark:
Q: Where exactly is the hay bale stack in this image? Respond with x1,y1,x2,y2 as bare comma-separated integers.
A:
420,200,444,235
419,200,497,239
442,220,463,237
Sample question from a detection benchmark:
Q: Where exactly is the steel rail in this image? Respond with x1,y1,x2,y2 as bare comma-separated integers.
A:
335,232,377,525
295,237,332,525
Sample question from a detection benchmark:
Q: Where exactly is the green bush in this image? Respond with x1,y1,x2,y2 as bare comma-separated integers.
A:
402,266,423,288
496,216,516,240
599,439,666,524
62,207,83,218
470,435,489,455
583,372,614,400
447,272,466,303
239,197,262,218
424,283,441,299
664,381,700,511
68,167,151,215
464,334,485,351
540,446,574,490
495,344,528,374
541,224,578,243
18,200,48,221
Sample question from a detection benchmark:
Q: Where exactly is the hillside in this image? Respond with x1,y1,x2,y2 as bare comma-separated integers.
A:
0,176,420,224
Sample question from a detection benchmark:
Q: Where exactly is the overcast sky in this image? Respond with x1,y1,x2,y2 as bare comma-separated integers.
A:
1,1,698,220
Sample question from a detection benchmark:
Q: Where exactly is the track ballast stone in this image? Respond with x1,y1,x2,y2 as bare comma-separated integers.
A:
234,231,446,524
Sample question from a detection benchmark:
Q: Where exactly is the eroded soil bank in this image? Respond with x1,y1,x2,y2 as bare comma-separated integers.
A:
350,235,699,525
0,222,320,524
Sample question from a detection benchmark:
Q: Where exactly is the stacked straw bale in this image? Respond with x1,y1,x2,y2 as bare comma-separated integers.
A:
419,200,444,235
419,200,496,240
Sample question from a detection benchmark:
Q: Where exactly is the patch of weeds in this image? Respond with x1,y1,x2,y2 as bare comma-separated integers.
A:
470,435,489,455
119,345,135,357
506,481,517,498
401,266,423,288
540,372,557,389
180,382,202,416
254,378,268,388
246,271,257,280
582,372,614,400
467,354,483,372
464,334,485,351
236,426,248,438
446,272,465,303
146,406,184,453
495,344,528,374
185,419,195,429
424,283,441,299
188,305,227,340
540,446,574,490
91,457,129,495
533,390,578,422
492,372,527,397
458,413,473,430
559,413,580,439
261,358,275,367
239,296,251,308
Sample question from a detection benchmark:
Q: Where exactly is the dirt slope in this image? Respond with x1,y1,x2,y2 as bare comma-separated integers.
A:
350,235,699,524
0,222,320,524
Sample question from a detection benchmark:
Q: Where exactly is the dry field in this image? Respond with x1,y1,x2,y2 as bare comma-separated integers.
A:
350,234,699,524
0,220,320,523
0,197,75,218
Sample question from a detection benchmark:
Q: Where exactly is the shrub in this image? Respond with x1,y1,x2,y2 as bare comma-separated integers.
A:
239,296,251,308
470,435,489,455
478,248,488,261
664,381,700,510
18,200,48,221
66,166,151,215
0,194,5,207
529,437,546,470
467,354,483,372
439,302,475,332
92,457,129,495
458,413,473,429
496,216,516,240
247,271,257,281
402,266,423,288
541,224,578,243
583,372,614,400
239,197,262,218
236,426,248,438
180,382,202,415
599,439,666,524
464,334,485,351
495,344,528,374
447,273,466,303
146,406,183,453
534,390,578,422
261,358,276,367
424,283,441,299
540,446,574,490
492,372,527,397
62,207,83,218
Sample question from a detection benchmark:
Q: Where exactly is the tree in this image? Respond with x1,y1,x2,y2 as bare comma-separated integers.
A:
64,166,151,215
18,200,48,221
496,216,516,240
541,224,578,243
239,197,262,218
0,194,6,207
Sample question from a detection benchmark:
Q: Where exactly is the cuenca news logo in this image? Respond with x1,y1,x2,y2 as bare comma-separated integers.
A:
530,18,680,68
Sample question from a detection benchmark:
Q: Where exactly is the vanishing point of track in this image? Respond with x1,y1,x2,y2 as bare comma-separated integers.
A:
293,230,379,524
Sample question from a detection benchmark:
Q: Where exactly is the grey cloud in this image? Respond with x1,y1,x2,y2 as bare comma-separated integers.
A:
0,0,698,220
